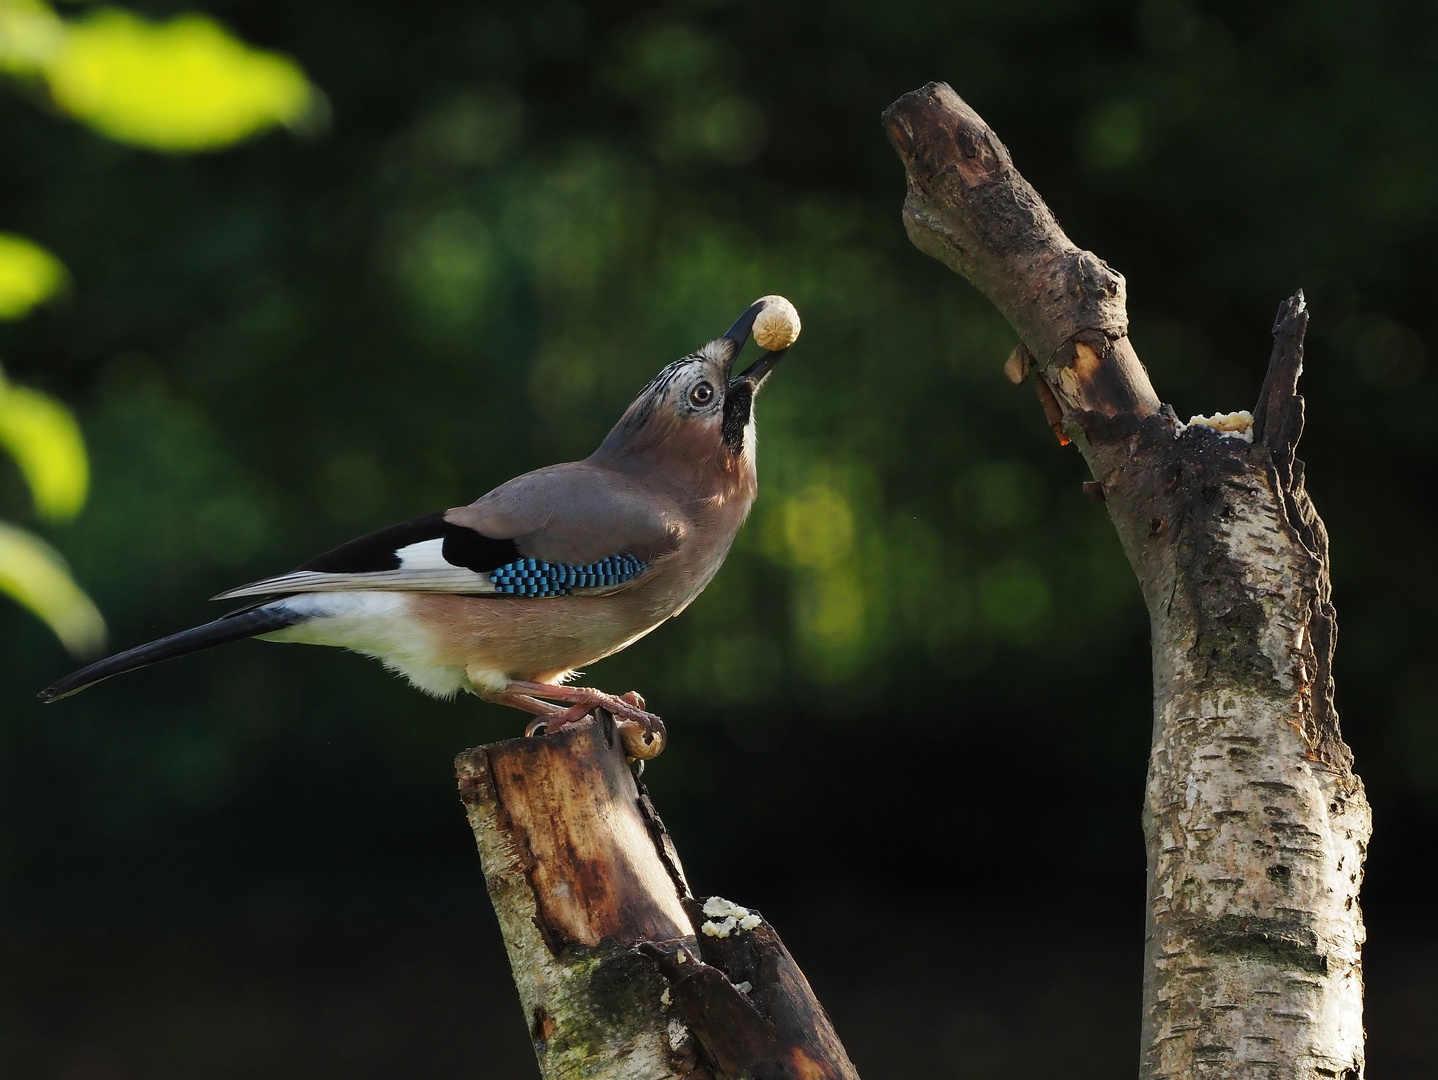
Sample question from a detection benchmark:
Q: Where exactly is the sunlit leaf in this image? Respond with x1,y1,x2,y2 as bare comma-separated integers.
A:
0,367,89,521
0,232,68,320
45,9,314,152
0,0,64,76
0,519,106,656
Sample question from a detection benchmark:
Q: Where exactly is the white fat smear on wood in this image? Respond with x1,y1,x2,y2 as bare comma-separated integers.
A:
700,895,762,937
1178,409,1255,441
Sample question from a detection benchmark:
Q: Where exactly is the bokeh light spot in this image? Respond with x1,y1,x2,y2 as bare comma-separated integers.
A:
396,208,495,329
978,558,1052,643
780,486,854,569
1082,101,1142,169
796,568,866,679
963,460,1048,531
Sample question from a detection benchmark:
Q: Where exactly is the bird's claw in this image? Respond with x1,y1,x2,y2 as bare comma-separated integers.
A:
611,689,664,759
518,687,665,760
524,701,591,738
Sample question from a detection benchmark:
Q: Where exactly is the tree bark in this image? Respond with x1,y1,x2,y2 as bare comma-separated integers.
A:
456,713,861,1080
883,81,1371,1080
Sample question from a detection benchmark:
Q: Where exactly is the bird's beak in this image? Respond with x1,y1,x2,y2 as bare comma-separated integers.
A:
720,300,787,389
730,346,787,389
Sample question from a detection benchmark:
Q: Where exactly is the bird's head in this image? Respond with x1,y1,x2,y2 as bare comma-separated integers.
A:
591,296,798,478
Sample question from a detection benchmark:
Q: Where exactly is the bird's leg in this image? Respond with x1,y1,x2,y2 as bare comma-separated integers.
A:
502,680,667,760
504,680,661,728
480,690,638,749
482,691,564,721
477,691,594,740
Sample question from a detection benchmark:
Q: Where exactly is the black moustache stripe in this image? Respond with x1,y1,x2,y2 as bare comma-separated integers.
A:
721,381,753,454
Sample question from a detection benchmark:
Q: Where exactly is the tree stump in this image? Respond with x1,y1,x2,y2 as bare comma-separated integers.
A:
456,713,861,1080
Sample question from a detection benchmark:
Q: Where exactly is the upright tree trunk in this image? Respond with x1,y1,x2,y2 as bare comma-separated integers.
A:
883,82,1370,1079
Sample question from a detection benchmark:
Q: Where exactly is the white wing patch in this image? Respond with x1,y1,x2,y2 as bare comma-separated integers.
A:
395,538,452,571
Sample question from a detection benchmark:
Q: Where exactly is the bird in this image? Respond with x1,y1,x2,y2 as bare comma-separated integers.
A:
39,296,801,758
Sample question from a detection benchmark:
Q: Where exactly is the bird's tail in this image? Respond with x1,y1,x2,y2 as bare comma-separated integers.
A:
38,604,300,702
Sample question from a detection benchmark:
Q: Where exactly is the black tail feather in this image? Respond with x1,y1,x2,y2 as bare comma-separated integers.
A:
39,605,300,702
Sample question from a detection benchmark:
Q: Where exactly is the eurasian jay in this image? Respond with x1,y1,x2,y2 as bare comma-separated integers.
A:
39,296,800,757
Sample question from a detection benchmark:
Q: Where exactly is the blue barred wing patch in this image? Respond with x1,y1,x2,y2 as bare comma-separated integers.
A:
489,554,646,597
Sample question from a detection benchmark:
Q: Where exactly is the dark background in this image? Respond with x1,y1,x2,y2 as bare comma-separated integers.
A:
4,0,1436,1076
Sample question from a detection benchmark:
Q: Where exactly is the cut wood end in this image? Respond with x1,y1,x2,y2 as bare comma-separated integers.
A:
882,81,1010,186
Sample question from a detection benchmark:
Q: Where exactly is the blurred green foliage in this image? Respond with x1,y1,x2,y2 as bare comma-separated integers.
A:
1,0,316,149
0,232,66,320
0,519,102,655
0,0,1433,1008
0,0,317,660
0,229,100,654
0,361,87,520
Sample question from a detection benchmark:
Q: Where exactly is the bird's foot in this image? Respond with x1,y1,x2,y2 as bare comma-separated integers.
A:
507,681,666,760
524,702,597,737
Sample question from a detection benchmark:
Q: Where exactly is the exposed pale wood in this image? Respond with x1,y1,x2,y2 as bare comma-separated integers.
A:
884,82,1370,1080
457,714,861,1080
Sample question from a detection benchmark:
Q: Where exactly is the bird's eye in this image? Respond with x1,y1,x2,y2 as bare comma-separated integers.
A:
689,381,715,407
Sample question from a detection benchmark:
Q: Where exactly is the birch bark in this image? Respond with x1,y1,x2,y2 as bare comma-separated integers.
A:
883,82,1370,1080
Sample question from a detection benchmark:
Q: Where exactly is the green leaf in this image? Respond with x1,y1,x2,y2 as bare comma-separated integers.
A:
0,368,90,521
44,9,315,152
0,232,68,320
0,519,106,657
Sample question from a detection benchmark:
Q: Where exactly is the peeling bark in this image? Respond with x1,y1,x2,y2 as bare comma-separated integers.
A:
457,713,861,1080
884,83,1371,1079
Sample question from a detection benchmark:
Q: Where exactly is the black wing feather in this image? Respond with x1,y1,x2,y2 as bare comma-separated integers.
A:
299,512,520,574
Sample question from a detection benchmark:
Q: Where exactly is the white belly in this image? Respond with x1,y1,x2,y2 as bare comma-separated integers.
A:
261,592,470,699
